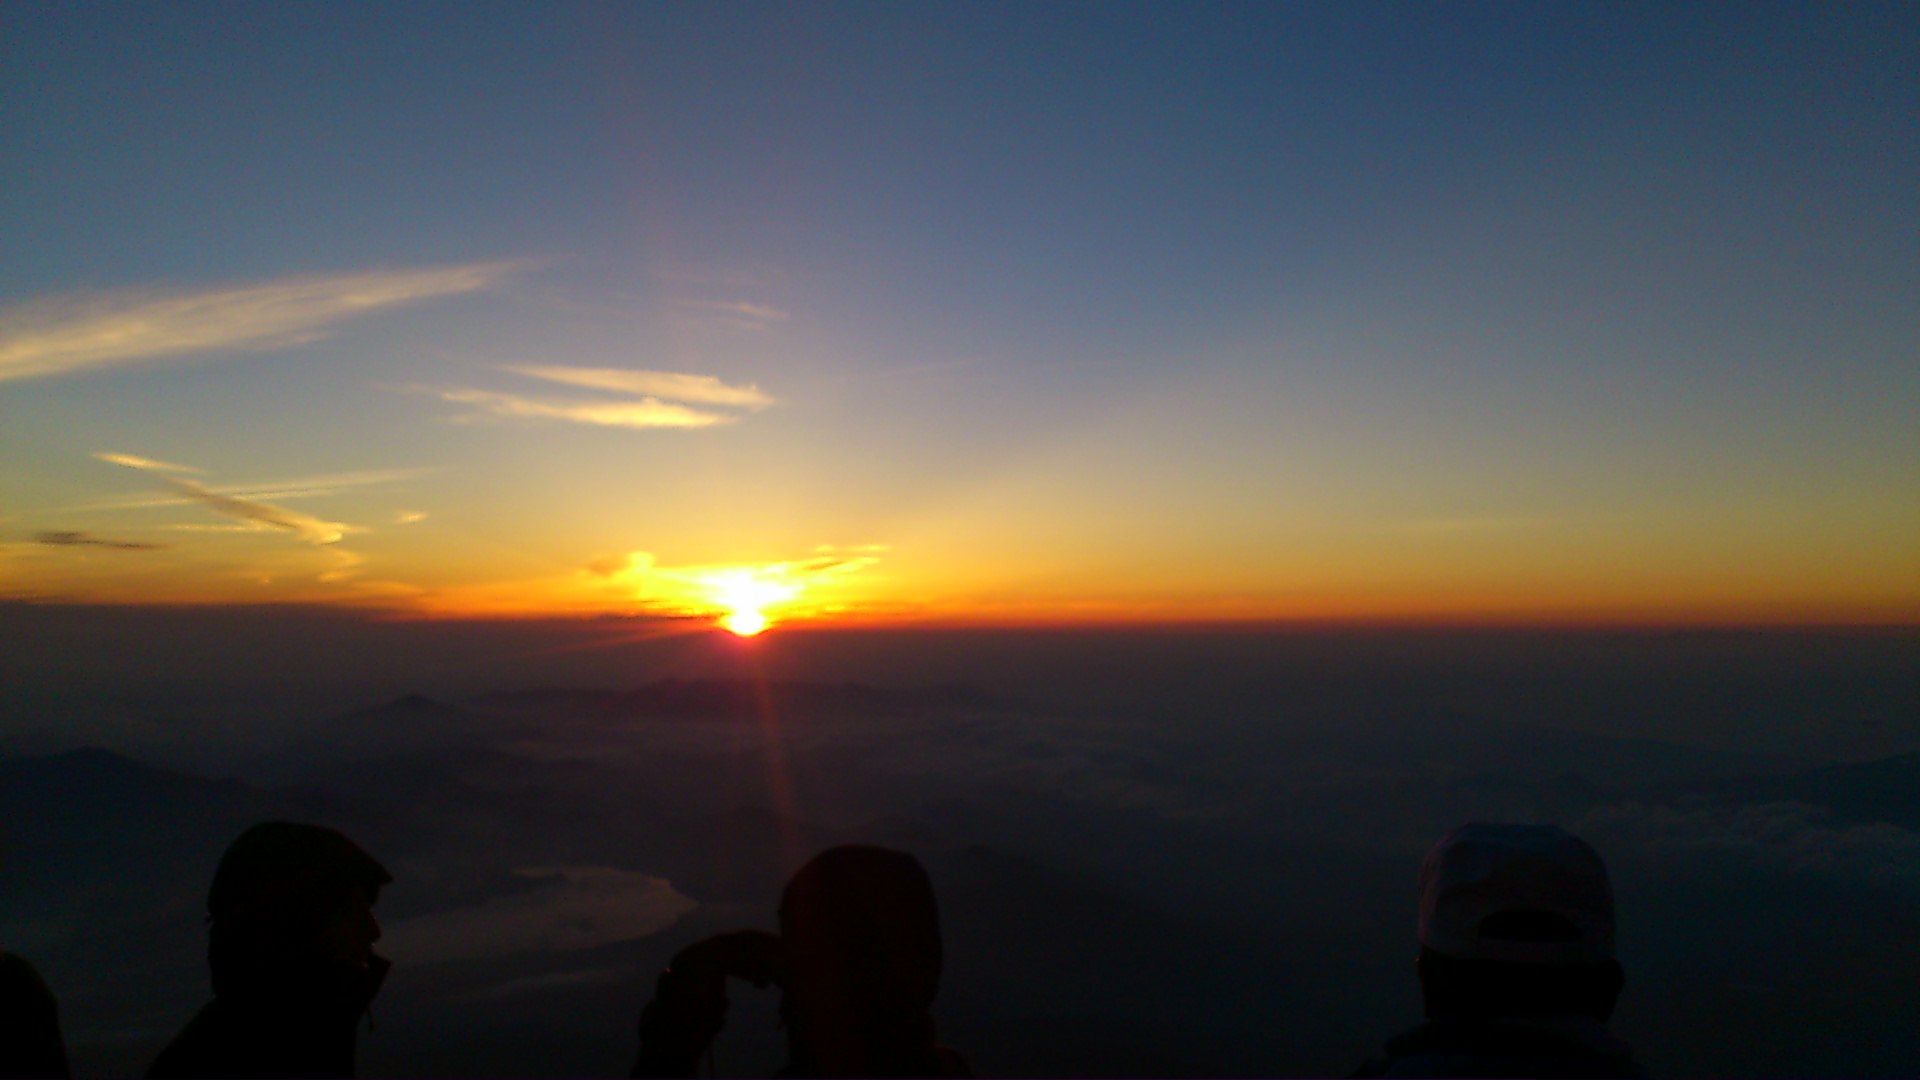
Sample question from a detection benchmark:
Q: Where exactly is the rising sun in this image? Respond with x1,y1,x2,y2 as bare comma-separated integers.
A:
707,570,795,637
722,608,769,636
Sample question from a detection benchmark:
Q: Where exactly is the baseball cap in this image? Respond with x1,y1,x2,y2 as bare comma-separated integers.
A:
1418,822,1615,965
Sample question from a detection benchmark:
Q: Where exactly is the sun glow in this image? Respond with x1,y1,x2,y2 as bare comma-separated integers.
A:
722,608,769,636
707,569,800,636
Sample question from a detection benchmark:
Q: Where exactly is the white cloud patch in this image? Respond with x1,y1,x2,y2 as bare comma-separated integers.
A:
506,365,774,409
381,866,696,966
437,387,732,429
435,365,775,431
0,262,517,382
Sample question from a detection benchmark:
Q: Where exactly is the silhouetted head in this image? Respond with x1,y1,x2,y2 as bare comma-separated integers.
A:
1414,823,1624,1021
777,845,943,1075
205,822,391,1005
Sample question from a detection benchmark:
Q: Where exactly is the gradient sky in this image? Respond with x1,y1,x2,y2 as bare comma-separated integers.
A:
3,3,1915,627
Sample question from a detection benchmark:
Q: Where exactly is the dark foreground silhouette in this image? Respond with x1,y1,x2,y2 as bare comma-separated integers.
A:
146,822,391,1079
10,817,1659,1078
1350,823,1646,1078
633,844,971,1078
0,950,70,1079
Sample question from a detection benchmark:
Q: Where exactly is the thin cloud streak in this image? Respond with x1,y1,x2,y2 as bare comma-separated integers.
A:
674,299,790,327
97,453,350,545
505,365,774,409
32,530,168,551
92,452,204,474
437,388,733,429
156,475,348,545
0,262,517,382
67,464,435,513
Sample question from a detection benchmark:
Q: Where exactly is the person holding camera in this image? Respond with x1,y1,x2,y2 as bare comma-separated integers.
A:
633,845,970,1078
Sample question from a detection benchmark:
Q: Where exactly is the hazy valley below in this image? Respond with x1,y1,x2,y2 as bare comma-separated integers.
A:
3,615,1916,1077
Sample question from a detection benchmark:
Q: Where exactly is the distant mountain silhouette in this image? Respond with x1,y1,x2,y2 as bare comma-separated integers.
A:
0,747,339,843
301,692,514,761
0,747,348,930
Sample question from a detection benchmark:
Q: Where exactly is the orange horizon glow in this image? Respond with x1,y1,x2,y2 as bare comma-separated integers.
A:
8,592,1913,633
8,543,1916,632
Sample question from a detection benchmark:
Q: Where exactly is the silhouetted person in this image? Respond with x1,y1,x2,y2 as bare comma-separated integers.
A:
1351,822,1646,1078
633,845,970,1078
0,949,71,1079
147,822,391,1079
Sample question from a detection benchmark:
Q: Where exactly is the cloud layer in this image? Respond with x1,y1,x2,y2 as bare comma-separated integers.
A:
436,365,776,431
505,365,774,408
0,262,516,382
437,388,732,429
1581,800,1920,896
97,452,349,545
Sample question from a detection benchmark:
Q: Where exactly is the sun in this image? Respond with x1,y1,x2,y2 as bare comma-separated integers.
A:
706,569,798,637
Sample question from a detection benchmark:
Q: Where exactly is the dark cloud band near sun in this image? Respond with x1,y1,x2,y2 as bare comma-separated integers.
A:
33,530,168,551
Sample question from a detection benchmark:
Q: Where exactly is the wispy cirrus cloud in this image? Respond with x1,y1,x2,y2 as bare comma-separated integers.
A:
99,452,349,545
505,365,774,409
433,365,775,431
32,530,168,551
437,388,733,429
71,460,434,513
155,475,349,545
676,299,790,329
0,261,518,382
92,452,205,473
